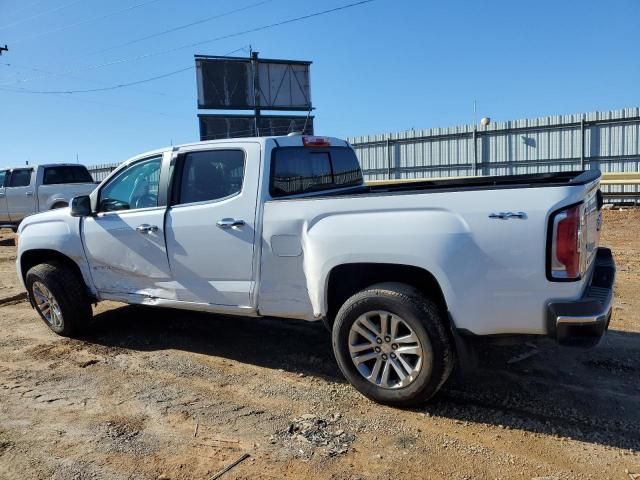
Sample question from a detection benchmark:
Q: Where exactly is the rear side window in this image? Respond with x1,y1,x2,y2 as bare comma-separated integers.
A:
177,150,245,205
43,166,93,185
270,147,362,197
0,171,6,187
8,169,32,187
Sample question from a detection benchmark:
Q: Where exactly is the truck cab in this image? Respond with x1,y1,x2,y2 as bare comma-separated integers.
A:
0,164,95,230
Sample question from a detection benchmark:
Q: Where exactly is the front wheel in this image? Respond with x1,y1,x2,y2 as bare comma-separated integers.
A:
26,263,92,336
332,282,454,407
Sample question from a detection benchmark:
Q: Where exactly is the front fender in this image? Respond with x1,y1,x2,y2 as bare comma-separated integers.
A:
17,210,95,295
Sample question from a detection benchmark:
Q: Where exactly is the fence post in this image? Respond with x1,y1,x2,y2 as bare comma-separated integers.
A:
386,138,392,180
472,126,478,176
580,115,585,170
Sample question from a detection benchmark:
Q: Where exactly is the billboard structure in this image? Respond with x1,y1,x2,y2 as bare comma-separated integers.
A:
195,52,313,140
199,114,314,141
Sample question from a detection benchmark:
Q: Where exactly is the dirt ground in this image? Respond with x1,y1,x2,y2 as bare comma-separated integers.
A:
0,209,638,480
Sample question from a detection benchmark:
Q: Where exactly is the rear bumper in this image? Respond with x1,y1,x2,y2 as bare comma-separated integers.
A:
547,247,616,347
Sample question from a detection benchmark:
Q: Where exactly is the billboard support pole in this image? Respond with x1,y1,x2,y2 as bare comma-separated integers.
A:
251,51,261,136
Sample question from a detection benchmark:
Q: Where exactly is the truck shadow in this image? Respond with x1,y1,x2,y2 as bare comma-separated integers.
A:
84,304,640,452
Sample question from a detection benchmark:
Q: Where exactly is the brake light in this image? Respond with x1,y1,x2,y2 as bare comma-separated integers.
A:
302,136,331,148
550,204,582,279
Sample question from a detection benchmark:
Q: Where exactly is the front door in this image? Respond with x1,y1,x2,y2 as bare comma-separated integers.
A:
165,145,260,307
6,168,35,222
82,155,173,298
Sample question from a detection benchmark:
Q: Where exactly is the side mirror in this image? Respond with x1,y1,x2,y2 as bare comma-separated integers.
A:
70,195,92,217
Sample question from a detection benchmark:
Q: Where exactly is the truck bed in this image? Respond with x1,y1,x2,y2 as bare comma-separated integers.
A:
321,170,600,198
260,167,601,336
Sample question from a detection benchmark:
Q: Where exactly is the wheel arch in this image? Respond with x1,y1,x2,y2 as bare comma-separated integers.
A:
49,200,69,209
20,249,94,300
325,263,449,328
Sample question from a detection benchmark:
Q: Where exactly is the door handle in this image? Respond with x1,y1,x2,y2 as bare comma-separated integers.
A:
0,193,4,198
216,218,245,229
25,191,34,196
136,224,158,234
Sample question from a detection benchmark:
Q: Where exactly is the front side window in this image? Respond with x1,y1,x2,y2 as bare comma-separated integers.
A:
43,166,93,185
177,150,245,205
8,169,32,188
99,157,161,212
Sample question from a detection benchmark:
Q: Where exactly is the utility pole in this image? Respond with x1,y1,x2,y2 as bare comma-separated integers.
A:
0,45,8,56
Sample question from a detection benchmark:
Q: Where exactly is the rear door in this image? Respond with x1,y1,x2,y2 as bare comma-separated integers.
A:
0,170,8,222
6,168,36,222
165,143,260,307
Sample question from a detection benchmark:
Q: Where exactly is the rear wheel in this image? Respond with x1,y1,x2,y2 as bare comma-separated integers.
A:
26,263,92,336
332,282,454,406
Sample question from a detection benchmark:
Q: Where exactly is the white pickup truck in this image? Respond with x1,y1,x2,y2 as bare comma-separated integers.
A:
15,135,615,406
0,164,96,231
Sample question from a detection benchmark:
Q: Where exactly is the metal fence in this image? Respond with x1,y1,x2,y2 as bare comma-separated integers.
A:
347,107,640,203
89,163,119,182
86,107,640,204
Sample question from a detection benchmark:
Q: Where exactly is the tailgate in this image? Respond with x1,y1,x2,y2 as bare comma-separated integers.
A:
581,185,602,275
548,177,602,282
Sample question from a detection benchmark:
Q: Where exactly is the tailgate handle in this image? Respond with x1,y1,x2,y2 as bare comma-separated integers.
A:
489,212,527,220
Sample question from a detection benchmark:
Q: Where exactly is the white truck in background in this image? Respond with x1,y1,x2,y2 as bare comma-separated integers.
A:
14,135,615,406
0,164,96,231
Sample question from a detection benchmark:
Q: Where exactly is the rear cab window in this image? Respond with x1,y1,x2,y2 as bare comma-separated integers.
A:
43,166,93,185
270,147,363,197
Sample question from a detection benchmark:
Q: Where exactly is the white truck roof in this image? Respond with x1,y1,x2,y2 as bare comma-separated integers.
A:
117,135,350,170
1,163,89,170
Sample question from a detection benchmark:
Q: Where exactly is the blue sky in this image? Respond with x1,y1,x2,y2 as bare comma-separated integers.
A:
0,0,638,167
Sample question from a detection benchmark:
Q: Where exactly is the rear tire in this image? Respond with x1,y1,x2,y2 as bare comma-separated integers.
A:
332,282,454,406
26,263,92,337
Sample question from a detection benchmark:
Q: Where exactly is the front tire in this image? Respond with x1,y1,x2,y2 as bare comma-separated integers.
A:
26,263,92,337
332,282,454,407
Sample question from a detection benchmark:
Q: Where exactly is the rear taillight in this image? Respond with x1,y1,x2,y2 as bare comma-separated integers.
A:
550,204,582,280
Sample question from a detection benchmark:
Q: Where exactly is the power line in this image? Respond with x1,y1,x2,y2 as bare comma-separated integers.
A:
1,0,375,87
1,60,189,100
0,0,88,32
0,65,193,94
0,46,249,95
77,0,273,59
88,0,376,69
0,85,192,120
9,0,166,45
